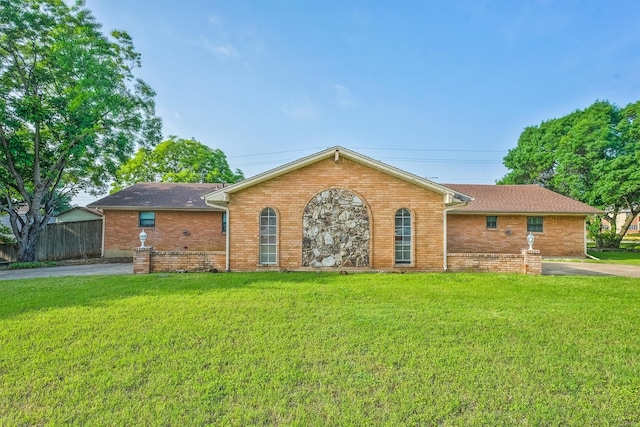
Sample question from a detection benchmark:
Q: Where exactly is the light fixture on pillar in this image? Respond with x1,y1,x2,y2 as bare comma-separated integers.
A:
139,229,148,248
527,232,534,250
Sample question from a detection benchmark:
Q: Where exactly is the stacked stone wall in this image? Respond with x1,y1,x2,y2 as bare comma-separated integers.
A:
302,188,370,268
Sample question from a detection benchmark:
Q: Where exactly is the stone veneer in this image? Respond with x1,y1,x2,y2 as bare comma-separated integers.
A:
302,188,370,268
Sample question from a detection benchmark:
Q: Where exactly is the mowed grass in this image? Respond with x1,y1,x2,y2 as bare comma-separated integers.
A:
1,272,639,425
588,250,640,265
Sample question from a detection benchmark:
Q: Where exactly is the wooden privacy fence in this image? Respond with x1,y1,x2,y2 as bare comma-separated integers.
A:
0,219,102,262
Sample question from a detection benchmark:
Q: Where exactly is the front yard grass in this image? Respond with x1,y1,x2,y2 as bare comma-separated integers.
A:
587,250,640,265
1,272,639,425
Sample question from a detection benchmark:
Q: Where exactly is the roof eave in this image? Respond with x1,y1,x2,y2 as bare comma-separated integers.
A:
91,206,223,211
203,146,472,202
448,210,602,215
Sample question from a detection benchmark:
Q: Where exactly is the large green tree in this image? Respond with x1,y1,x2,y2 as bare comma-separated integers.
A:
0,0,162,261
499,100,640,248
111,136,244,192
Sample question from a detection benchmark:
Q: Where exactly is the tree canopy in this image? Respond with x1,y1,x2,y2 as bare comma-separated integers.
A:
111,136,244,192
499,100,640,247
0,0,162,261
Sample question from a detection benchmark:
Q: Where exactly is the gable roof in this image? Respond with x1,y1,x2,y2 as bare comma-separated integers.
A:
55,206,103,219
88,183,225,210
204,146,471,205
443,184,601,215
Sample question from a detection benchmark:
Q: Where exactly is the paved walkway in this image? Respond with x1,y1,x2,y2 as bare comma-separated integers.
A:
543,261,640,277
0,263,132,281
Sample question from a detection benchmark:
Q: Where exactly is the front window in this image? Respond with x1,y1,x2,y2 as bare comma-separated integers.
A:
395,208,412,264
486,216,497,229
222,212,227,233
139,211,155,228
527,216,544,233
259,208,277,265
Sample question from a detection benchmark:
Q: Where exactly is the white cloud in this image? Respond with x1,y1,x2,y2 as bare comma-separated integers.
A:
334,84,356,108
283,102,319,120
200,36,239,59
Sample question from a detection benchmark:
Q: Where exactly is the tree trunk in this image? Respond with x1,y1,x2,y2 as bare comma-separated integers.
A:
16,224,41,262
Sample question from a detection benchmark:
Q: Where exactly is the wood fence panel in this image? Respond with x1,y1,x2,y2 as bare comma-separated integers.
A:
0,244,17,262
35,220,103,261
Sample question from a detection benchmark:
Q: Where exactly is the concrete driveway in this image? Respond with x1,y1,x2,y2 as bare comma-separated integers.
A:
0,263,132,281
2,261,639,280
543,261,640,277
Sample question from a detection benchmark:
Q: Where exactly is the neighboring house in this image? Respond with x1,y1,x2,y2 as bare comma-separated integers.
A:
0,206,29,230
55,206,103,223
601,210,640,234
89,183,226,257
89,146,601,271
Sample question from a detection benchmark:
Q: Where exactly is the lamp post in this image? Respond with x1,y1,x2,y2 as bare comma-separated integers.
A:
139,229,148,248
527,232,534,250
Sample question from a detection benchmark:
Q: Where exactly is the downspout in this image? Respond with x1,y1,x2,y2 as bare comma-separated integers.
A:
203,193,231,272
100,215,105,257
223,205,230,272
443,195,469,272
584,216,588,258
443,207,453,271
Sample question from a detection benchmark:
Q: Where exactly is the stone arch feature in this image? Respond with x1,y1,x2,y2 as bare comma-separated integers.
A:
302,188,370,268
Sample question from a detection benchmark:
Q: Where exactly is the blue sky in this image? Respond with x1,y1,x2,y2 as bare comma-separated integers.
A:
80,0,639,202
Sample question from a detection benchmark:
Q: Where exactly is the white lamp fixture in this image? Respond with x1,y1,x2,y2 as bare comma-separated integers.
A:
527,232,534,250
139,229,147,248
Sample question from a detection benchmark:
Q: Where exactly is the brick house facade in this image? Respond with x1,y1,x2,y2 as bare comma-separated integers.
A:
90,147,600,270
90,183,226,258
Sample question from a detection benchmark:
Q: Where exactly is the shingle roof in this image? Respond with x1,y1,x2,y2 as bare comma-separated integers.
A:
88,183,224,210
443,184,601,215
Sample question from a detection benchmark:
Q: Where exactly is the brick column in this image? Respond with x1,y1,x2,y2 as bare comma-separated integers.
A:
522,249,541,275
134,246,153,274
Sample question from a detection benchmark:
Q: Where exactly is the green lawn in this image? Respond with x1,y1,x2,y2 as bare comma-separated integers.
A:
1,272,639,425
588,250,640,265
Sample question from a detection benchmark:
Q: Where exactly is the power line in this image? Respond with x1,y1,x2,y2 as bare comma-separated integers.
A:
233,156,502,168
228,146,507,162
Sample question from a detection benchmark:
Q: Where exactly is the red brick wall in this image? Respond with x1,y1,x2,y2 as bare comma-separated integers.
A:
227,156,447,271
103,210,225,257
447,250,542,275
447,214,586,257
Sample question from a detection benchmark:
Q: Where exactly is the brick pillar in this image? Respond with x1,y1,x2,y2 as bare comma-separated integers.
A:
134,246,153,274
522,249,541,275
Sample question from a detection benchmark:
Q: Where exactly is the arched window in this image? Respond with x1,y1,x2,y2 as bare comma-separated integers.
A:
260,208,277,265
395,208,412,264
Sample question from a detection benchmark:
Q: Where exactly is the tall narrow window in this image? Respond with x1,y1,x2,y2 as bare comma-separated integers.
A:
222,212,227,233
260,208,277,264
486,216,497,229
395,208,412,264
527,216,544,233
139,211,155,228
